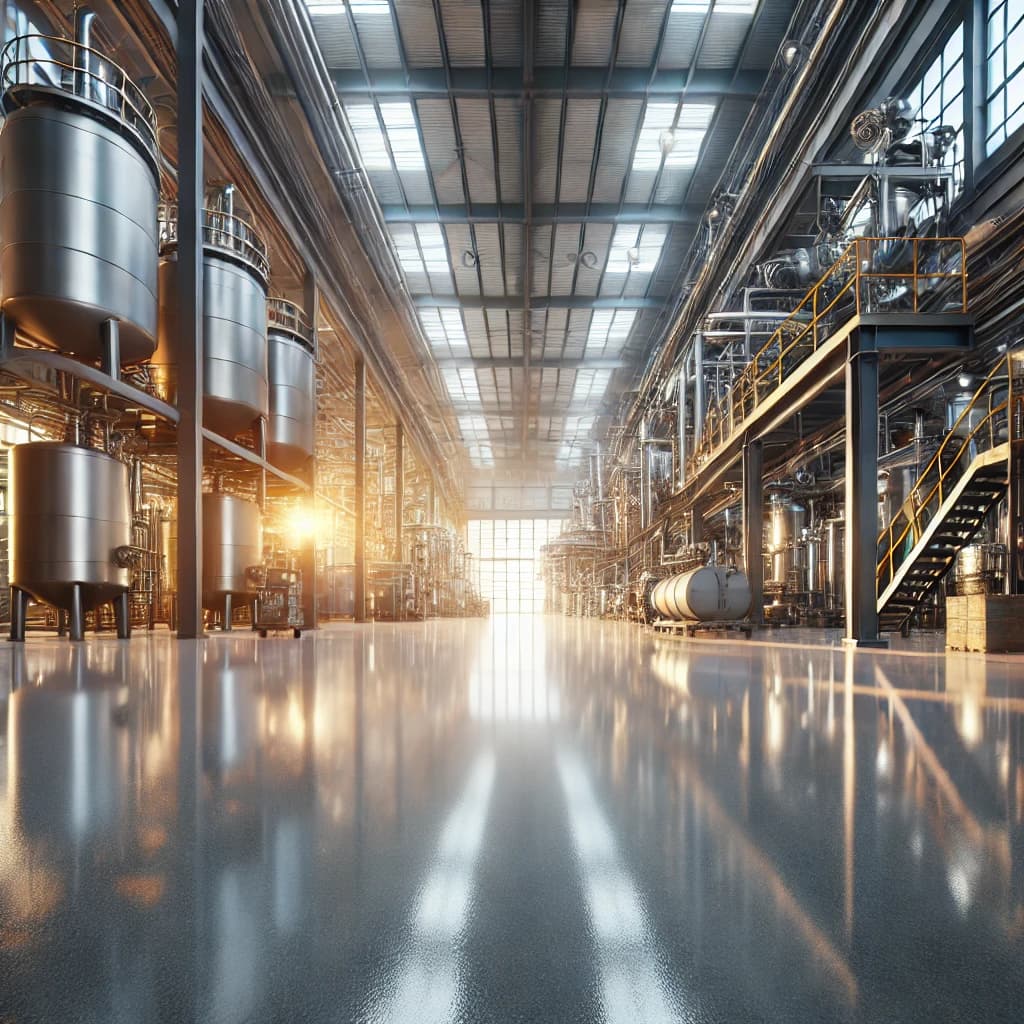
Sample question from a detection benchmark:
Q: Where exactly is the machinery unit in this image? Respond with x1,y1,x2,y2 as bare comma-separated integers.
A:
267,298,316,470
9,442,133,641
153,185,270,438
0,18,160,364
649,567,751,622
202,492,262,628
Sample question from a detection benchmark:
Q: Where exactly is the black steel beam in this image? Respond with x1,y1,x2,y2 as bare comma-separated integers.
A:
326,66,764,99
176,0,204,640
381,203,703,225
413,294,662,310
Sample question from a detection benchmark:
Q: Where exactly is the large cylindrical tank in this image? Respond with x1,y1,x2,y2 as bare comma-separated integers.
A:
767,494,806,586
0,35,159,362
267,298,315,469
152,202,270,438
9,443,131,611
202,493,261,606
650,567,751,622
825,518,845,613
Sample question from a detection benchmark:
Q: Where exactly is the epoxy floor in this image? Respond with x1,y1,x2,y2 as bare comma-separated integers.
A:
0,617,1023,1023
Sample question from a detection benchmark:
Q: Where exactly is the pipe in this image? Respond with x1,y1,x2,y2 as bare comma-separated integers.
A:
74,8,97,101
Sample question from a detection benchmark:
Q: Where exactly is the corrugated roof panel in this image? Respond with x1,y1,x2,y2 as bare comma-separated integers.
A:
394,1,443,67
310,13,360,68
532,98,562,204
530,309,548,358
658,9,703,67
484,309,510,356
542,309,570,359
455,98,497,203
444,223,479,295
740,0,794,69
416,99,464,204
494,98,523,202
439,0,486,66
502,224,523,296
536,0,569,64
616,1,670,65
623,163,657,203
462,308,490,357
351,8,402,68
649,225,691,295
571,0,618,65
697,11,750,68
388,223,429,293
365,166,403,204
549,222,584,295
591,99,643,202
686,97,751,195
573,222,613,295
564,308,591,358
558,98,601,203
395,168,433,204
507,310,524,356
530,224,553,295
653,166,694,204
474,223,505,296
487,0,523,65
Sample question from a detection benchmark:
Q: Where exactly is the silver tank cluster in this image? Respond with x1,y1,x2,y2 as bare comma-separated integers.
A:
267,298,316,470
153,185,271,439
202,492,262,629
649,567,751,623
0,12,160,363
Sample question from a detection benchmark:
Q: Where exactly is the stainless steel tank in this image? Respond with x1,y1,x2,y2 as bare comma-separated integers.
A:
650,567,751,622
152,194,270,438
202,493,261,606
767,494,807,587
825,518,845,613
267,298,316,469
9,442,131,611
0,33,159,362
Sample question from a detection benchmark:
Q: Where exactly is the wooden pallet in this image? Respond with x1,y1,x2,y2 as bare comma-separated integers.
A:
946,594,1024,653
650,618,753,639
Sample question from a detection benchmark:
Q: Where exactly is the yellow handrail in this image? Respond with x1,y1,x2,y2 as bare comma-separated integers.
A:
876,354,1010,590
687,236,967,477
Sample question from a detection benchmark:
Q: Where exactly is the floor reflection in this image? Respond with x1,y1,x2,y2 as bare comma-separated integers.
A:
0,620,1021,1023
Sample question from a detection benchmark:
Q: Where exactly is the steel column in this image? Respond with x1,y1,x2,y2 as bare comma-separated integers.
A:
677,368,687,489
301,271,319,629
742,438,764,625
394,422,404,562
175,0,204,639
354,357,367,622
844,337,886,645
100,318,120,381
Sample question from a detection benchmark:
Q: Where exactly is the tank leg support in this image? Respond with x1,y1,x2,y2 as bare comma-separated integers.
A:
9,587,27,642
57,609,68,637
115,592,131,640
69,584,84,642
223,593,233,631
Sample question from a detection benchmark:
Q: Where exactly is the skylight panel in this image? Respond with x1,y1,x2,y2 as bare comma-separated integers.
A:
586,309,637,356
389,224,451,277
671,1,758,13
379,103,426,172
344,101,425,173
571,369,613,405
420,308,469,355
605,225,667,275
305,1,347,14
443,367,481,403
632,102,715,171
349,0,389,13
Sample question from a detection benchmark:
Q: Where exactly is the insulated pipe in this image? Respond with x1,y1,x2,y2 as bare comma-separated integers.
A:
74,8,96,101
693,332,705,449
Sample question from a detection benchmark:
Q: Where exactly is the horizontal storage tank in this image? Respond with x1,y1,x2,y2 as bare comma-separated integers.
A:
152,193,270,439
202,493,261,607
0,31,159,363
9,443,131,611
267,298,315,469
650,567,751,622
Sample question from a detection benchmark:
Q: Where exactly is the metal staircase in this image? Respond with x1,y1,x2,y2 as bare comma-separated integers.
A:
876,353,1020,633
877,445,1009,632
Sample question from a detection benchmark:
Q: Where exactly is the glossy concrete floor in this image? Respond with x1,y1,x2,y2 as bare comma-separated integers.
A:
0,617,1023,1023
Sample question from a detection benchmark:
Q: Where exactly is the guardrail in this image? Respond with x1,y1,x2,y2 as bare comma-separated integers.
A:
159,204,271,282
688,236,967,477
0,34,156,153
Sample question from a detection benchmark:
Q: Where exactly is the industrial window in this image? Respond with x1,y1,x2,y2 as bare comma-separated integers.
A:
907,23,965,188
389,223,450,277
419,307,469,356
985,0,1024,155
345,102,425,172
467,519,565,614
